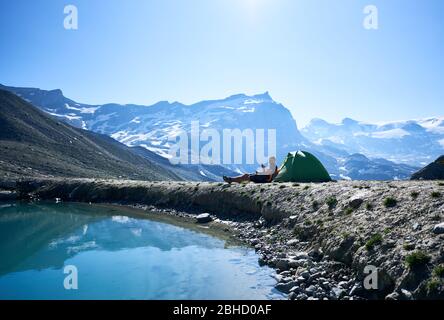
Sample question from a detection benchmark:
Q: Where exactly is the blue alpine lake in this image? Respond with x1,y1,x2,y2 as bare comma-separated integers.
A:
0,202,283,300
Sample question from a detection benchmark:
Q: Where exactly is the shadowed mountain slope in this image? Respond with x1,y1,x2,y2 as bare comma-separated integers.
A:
411,156,444,180
0,89,180,180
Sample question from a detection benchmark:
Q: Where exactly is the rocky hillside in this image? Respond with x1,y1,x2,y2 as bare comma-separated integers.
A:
412,156,444,180
6,178,444,300
0,89,180,181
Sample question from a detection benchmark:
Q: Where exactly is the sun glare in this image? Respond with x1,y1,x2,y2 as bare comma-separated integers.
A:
243,0,268,9
239,0,272,22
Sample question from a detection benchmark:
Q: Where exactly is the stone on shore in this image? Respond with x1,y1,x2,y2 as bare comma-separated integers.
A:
385,292,400,300
286,239,298,246
276,280,298,293
196,213,212,223
433,222,444,234
275,258,290,270
0,190,17,201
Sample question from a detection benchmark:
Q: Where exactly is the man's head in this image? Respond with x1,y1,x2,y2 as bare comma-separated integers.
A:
269,156,276,167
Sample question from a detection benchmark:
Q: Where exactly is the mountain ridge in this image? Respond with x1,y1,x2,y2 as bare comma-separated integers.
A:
0,84,422,180
0,89,181,180
302,116,444,167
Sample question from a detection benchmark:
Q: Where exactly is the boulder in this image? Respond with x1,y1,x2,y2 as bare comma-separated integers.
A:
294,251,310,260
296,293,308,300
324,235,357,265
276,280,298,293
349,198,364,209
288,292,296,300
305,285,316,296
196,213,212,223
433,223,444,235
331,287,346,299
275,259,290,270
288,259,305,269
0,191,17,201
385,292,400,300
400,289,414,300
349,283,365,297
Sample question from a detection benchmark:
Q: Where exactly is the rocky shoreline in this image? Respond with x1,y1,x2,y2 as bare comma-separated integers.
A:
1,178,444,300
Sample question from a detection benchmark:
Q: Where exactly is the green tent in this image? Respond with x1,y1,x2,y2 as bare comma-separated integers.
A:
273,151,332,183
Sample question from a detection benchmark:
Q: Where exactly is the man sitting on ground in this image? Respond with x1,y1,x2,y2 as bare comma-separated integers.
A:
223,156,278,184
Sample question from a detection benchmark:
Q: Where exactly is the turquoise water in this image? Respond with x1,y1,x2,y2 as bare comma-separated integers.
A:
0,202,283,300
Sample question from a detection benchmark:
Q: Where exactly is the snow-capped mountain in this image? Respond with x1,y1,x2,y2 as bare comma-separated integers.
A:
98,92,306,164
0,84,420,180
302,117,444,167
337,153,419,181
0,85,307,172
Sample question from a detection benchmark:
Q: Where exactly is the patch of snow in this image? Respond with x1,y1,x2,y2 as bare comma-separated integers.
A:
417,117,444,129
237,106,255,113
373,117,444,134
119,133,152,145
79,107,100,114
89,112,115,123
235,168,243,174
244,99,263,105
150,140,162,146
201,120,217,128
89,112,118,131
326,136,345,144
166,123,187,139
47,112,81,121
65,103,99,114
110,131,129,140
130,117,141,124
339,174,352,181
139,144,172,159
370,128,410,139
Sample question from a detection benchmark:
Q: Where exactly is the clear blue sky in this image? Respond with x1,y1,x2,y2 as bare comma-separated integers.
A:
0,0,443,127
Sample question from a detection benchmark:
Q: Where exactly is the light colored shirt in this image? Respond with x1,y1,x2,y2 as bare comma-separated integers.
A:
257,165,276,176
